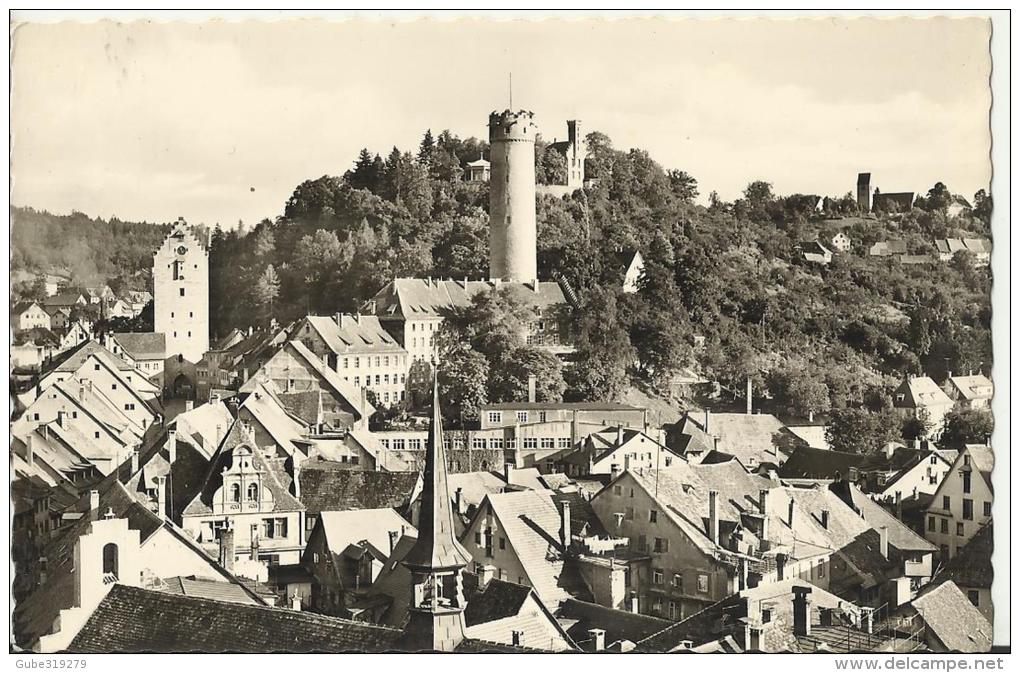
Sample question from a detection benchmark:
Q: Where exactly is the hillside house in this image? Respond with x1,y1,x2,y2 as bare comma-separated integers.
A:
924,444,993,560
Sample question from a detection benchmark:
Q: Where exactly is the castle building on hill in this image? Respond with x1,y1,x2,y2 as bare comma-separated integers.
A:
547,120,586,190
153,218,209,397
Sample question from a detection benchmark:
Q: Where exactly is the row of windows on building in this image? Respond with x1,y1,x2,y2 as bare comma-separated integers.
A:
487,410,550,425
376,435,572,451
336,354,407,370
650,568,712,595
936,494,990,519
343,373,406,387
928,505,991,535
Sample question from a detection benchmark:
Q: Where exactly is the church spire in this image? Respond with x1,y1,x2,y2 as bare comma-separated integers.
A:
399,376,470,651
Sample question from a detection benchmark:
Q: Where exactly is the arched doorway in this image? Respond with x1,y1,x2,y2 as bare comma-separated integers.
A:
173,373,194,399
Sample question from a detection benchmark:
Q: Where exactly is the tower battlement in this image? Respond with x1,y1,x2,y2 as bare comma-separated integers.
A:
488,109,537,142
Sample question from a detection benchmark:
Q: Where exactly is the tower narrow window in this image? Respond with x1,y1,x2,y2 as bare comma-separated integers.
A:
102,543,119,577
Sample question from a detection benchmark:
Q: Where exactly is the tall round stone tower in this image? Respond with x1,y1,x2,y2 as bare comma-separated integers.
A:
488,109,538,282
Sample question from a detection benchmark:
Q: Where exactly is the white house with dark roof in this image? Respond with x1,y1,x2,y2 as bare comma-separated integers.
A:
11,300,52,331
942,372,993,410
107,332,167,385
892,376,955,440
365,277,572,363
293,314,409,407
924,444,993,560
181,422,306,566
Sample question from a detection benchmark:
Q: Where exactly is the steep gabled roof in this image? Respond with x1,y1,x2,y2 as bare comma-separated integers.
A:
893,376,954,409
69,584,404,653
367,278,567,321
301,315,405,355
111,332,167,360
932,524,993,590
285,340,375,421
317,509,416,558
911,581,992,653
474,489,591,607
297,461,421,516
946,374,993,401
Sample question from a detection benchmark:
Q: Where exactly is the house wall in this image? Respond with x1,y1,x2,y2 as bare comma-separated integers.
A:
15,306,52,330
590,474,735,620
589,436,682,476
880,454,952,502
142,527,230,581
925,452,993,558
182,510,303,565
461,506,534,588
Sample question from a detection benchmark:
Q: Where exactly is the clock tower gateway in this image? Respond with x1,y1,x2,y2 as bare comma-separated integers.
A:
153,218,210,365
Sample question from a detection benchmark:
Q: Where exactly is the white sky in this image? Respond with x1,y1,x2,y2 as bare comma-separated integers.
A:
11,16,992,228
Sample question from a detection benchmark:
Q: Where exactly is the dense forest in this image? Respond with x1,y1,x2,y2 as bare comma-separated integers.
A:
10,127,994,446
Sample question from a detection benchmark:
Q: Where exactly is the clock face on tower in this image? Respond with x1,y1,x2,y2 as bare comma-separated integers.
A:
176,245,188,256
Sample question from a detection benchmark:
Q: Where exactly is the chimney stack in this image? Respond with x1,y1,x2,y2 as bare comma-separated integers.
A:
759,489,770,541
291,596,302,611
630,592,639,614
25,434,34,467
560,500,572,548
704,409,710,433
527,375,537,403
185,400,194,412
218,526,235,572
89,489,100,520
792,586,812,636
389,530,399,555
454,487,463,515
156,476,167,519
130,449,139,474
167,428,177,464
708,490,720,545
589,628,606,652
617,424,624,447
478,564,495,590
820,509,829,530
878,526,889,559
504,461,515,483
787,499,796,528
292,461,302,498
746,375,753,415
